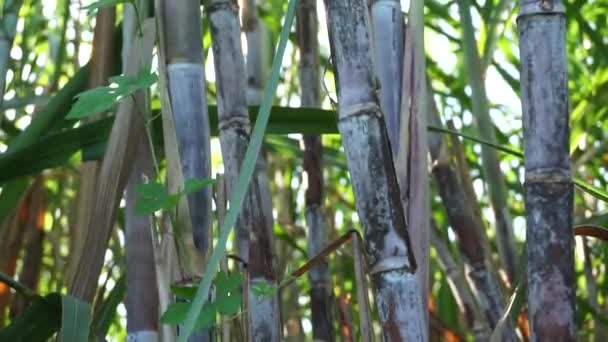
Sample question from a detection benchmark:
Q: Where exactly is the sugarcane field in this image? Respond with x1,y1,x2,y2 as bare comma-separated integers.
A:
0,0,606,340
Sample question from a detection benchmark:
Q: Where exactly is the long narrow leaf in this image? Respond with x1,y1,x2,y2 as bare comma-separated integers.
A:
178,1,297,339
0,293,62,341
61,295,92,342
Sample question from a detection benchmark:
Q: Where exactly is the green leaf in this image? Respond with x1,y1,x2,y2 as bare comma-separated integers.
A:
91,275,126,339
193,303,217,330
251,282,276,299
574,178,608,203
135,182,170,214
66,67,158,119
428,125,524,158
216,291,241,316
184,178,216,194
216,271,242,292
161,302,217,330
215,272,242,315
0,293,62,342
161,302,190,325
61,295,92,342
171,285,198,301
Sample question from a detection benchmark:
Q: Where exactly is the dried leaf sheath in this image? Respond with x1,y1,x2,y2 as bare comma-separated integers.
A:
208,2,281,341
518,1,575,339
68,20,156,302
323,0,426,339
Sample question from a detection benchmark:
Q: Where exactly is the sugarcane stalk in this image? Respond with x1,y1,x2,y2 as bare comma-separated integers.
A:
323,0,426,339
208,1,281,340
162,0,213,260
517,1,575,339
296,0,335,339
427,91,517,339
125,135,160,342
123,3,159,340
370,0,404,154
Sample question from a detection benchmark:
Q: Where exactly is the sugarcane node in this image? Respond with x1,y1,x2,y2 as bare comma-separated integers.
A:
205,0,239,14
517,0,565,18
338,102,382,120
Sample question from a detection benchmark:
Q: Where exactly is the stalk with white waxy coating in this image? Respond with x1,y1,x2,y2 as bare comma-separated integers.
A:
371,0,404,154
162,0,213,256
297,0,335,339
323,0,426,339
517,0,575,339
208,1,281,340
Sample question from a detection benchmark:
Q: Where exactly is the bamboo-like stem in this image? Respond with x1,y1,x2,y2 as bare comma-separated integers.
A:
427,92,516,338
296,0,335,339
371,0,404,150
209,2,281,340
323,0,426,339
518,1,575,339
68,19,156,303
457,0,518,281
430,220,491,341
162,0,213,260
123,5,159,339
125,141,160,340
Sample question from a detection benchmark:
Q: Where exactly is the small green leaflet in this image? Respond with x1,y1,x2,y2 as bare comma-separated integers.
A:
251,281,276,299
184,178,216,194
66,66,157,119
135,178,216,215
215,272,242,315
61,295,92,342
163,271,242,330
135,182,179,215
161,302,217,331
81,0,132,14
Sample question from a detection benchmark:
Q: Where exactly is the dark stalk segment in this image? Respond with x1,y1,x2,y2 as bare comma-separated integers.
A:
428,98,516,338
322,0,426,338
297,0,335,339
518,1,575,339
208,1,281,340
163,0,212,255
